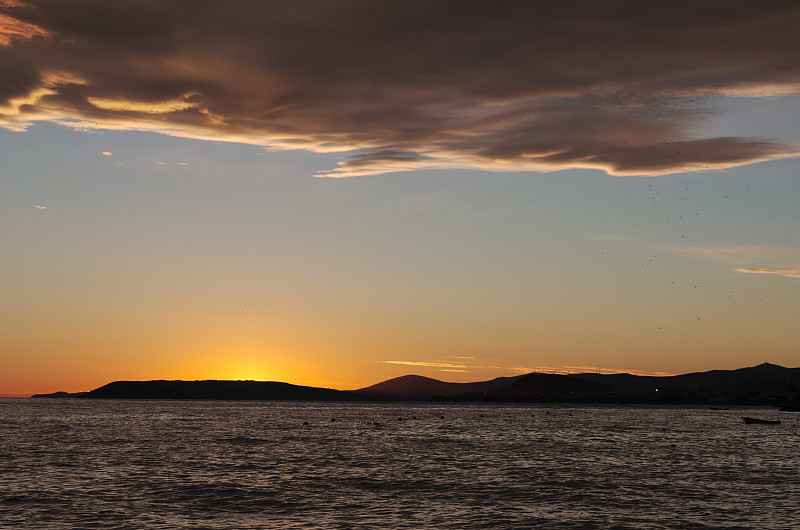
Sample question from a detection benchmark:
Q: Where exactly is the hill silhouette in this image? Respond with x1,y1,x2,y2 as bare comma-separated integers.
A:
34,380,363,401
354,374,525,401
571,363,800,405
356,363,799,405
572,362,798,391
30,363,800,405
483,373,613,401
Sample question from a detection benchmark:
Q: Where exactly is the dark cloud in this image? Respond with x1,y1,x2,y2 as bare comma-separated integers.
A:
0,47,39,102
1,0,799,176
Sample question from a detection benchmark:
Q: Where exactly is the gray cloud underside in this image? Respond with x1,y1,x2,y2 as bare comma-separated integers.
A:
2,0,800,177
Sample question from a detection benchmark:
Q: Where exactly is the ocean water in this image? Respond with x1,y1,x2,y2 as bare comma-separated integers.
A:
1,399,798,529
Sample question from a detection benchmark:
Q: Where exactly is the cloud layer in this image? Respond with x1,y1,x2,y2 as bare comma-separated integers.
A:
2,0,799,176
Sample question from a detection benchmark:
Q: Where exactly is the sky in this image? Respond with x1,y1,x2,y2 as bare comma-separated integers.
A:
2,0,799,395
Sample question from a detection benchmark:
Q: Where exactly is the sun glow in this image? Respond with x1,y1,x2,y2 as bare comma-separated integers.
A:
166,348,278,382
221,361,274,382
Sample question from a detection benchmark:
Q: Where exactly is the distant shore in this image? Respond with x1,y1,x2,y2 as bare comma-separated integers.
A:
30,362,800,407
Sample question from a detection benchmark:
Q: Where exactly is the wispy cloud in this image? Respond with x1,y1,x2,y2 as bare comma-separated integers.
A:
382,358,509,373
31,204,48,209
1,1,799,177
665,245,800,280
513,365,676,377
382,360,676,377
101,151,112,156
736,267,800,278
382,361,468,369
664,245,791,265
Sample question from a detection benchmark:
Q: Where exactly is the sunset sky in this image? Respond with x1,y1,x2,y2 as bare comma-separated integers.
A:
2,1,799,396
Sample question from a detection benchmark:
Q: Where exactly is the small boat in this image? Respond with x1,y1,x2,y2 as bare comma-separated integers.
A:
743,416,781,425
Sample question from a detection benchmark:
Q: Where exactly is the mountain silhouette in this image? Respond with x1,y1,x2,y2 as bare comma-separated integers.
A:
356,363,799,404
354,374,525,401
30,363,799,405
572,362,800,393
485,373,613,400
34,380,363,401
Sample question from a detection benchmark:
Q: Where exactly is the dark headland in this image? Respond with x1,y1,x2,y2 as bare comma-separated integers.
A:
32,380,364,401
31,363,800,407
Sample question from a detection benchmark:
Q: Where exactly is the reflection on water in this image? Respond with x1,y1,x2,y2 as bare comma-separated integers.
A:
1,399,798,528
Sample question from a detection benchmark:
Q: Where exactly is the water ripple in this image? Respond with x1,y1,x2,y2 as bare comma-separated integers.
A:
1,399,798,528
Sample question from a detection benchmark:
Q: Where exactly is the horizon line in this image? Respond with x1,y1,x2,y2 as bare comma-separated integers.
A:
6,361,790,398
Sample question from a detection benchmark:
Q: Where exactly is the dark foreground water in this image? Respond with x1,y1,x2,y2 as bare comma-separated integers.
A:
1,399,798,529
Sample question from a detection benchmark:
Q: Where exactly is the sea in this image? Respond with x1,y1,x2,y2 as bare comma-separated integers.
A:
1,399,798,529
